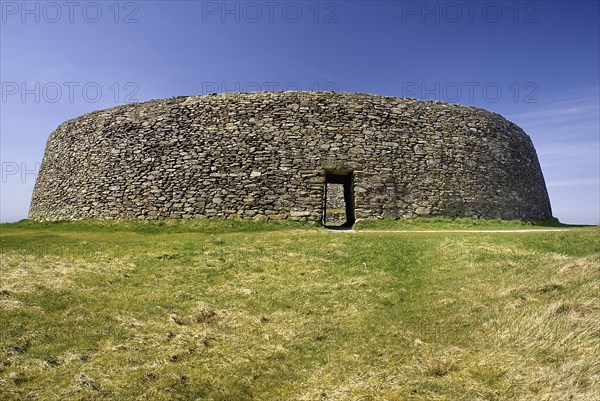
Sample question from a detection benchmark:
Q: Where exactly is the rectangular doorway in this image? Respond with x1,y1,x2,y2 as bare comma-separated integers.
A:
323,170,355,227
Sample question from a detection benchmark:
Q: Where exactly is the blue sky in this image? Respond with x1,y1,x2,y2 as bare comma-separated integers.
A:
1,0,598,224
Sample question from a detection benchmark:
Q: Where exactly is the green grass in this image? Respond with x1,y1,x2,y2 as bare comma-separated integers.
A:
1,218,314,235
1,219,598,400
354,216,574,231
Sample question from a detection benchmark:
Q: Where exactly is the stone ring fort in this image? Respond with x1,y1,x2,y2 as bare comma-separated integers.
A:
29,91,552,223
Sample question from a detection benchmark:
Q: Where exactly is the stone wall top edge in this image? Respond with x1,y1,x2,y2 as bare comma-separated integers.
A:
50,91,515,133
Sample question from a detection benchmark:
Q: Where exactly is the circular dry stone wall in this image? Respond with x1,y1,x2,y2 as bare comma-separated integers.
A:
29,91,552,222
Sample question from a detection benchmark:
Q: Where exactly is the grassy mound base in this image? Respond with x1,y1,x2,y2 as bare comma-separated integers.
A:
353,217,569,231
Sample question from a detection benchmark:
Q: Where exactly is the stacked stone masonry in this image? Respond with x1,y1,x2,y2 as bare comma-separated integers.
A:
29,92,552,222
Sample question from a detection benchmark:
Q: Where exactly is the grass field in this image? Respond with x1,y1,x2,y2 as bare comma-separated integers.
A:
1,219,598,400
353,217,567,231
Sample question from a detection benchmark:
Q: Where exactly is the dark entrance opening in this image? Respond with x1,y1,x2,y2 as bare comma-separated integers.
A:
323,170,355,228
